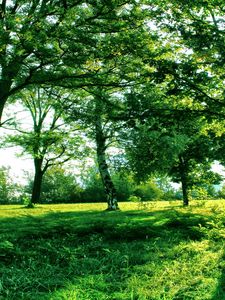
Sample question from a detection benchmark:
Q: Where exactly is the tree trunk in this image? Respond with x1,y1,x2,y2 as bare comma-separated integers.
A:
0,101,5,126
30,159,44,206
0,80,11,125
95,104,119,211
179,155,189,206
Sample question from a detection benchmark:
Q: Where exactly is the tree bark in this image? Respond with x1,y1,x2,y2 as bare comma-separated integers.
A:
179,155,189,206
95,103,119,210
0,100,6,126
0,79,11,125
30,158,44,206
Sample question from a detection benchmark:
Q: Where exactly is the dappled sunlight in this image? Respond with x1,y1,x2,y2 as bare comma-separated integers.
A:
1,201,225,299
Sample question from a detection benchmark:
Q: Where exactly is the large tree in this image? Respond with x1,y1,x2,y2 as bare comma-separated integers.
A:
0,0,145,124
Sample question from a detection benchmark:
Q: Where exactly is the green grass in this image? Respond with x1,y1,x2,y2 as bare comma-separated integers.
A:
0,200,225,299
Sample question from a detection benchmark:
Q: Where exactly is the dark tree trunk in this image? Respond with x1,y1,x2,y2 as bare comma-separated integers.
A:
179,155,189,206
95,103,119,211
0,79,11,125
30,159,44,206
0,101,5,126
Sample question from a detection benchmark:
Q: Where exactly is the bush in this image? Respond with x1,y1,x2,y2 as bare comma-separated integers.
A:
134,180,163,201
81,168,136,202
190,187,209,200
217,184,225,199
26,166,83,203
113,173,136,201
128,195,141,202
81,170,106,202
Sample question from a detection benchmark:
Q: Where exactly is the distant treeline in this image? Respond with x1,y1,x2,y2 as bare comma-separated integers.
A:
0,166,224,205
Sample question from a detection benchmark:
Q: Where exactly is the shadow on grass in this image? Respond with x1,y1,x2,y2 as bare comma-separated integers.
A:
0,208,211,242
0,207,224,299
209,209,225,300
211,248,225,300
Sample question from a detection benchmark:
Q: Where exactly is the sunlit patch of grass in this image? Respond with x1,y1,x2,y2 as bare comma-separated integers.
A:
0,200,225,299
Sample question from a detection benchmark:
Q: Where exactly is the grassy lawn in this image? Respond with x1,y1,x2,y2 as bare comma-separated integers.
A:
0,200,225,300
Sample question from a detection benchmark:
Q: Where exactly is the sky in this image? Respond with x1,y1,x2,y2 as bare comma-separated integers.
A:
0,146,89,185
0,102,93,185
0,146,33,184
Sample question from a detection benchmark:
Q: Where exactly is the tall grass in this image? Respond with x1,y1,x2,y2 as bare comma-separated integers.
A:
0,200,225,299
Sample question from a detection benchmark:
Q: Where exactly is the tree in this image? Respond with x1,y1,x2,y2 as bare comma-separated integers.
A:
0,0,145,125
143,0,225,118
0,0,153,207
169,139,222,205
3,87,86,206
66,88,126,210
123,92,222,205
0,166,19,204
117,1,224,205
26,165,83,203
94,93,120,210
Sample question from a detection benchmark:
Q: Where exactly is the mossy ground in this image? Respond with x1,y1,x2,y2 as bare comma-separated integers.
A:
0,200,225,299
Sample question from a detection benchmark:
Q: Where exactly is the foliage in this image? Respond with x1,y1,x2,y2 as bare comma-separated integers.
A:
81,168,106,203
134,180,163,201
111,172,136,202
81,168,136,202
26,166,83,204
0,0,145,121
124,94,223,204
4,88,85,165
218,184,225,199
146,0,225,118
190,184,218,200
81,167,173,202
0,167,21,204
0,0,224,208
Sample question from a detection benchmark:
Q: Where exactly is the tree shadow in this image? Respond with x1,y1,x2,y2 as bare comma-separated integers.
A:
210,211,225,300
211,259,225,300
0,207,223,299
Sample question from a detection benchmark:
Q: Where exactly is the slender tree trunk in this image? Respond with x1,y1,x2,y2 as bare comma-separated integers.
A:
179,155,189,206
30,159,44,206
95,103,119,211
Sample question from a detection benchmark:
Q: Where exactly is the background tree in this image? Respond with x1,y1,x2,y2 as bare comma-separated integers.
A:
123,89,222,205
81,166,136,203
3,87,86,206
25,165,83,204
0,166,20,204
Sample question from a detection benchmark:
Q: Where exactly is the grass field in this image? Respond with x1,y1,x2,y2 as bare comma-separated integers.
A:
0,200,225,300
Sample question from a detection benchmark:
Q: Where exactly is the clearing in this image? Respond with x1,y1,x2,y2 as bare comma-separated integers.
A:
0,201,225,299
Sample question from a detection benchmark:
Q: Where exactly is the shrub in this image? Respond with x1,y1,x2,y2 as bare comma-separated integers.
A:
26,166,83,203
134,180,163,201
